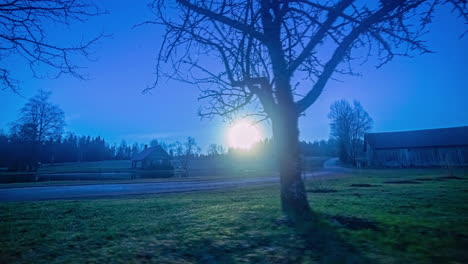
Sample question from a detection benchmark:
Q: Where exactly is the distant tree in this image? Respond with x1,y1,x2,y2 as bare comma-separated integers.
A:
9,90,65,171
0,131,9,167
207,144,225,156
109,144,117,159
116,140,130,160
12,90,65,143
131,143,140,158
1,126,129,167
300,140,337,157
8,123,41,171
328,100,372,165
149,139,159,147
148,0,467,217
172,137,201,176
78,136,88,161
63,134,79,162
0,0,106,91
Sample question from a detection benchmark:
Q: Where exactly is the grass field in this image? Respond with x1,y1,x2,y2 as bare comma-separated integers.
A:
0,157,330,187
4,157,329,175
1,168,467,263
38,160,133,174
0,160,133,176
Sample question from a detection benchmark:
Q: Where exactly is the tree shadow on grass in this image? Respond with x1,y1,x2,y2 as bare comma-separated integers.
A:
150,212,372,263
289,212,372,264
189,216,370,263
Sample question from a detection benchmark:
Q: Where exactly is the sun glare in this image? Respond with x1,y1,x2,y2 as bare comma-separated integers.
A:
227,120,263,150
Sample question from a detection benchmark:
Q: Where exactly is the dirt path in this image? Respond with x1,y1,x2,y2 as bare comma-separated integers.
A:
0,159,347,202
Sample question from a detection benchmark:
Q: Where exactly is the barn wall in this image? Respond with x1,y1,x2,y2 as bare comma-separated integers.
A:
370,148,408,167
369,146,468,167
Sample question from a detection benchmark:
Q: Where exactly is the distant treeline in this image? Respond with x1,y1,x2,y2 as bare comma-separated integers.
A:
0,133,142,170
0,130,336,171
299,140,337,157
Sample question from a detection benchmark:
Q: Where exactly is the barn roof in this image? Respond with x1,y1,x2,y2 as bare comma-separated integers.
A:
131,146,171,161
365,126,468,150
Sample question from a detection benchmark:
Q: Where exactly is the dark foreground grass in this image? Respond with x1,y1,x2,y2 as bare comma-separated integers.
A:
1,169,467,263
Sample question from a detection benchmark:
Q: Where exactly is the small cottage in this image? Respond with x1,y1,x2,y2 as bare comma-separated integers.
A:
364,126,468,167
131,145,172,170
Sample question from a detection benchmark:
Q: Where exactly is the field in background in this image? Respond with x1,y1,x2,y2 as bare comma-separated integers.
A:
38,160,133,174
1,168,467,263
0,157,331,187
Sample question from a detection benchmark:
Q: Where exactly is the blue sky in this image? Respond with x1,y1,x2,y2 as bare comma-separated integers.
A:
1,1,467,150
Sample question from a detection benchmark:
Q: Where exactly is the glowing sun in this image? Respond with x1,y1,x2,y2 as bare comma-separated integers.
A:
227,120,263,150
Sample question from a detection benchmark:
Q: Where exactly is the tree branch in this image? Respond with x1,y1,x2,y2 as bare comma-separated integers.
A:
296,2,406,113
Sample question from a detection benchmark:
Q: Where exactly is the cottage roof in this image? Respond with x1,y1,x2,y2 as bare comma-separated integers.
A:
131,146,171,161
365,126,468,150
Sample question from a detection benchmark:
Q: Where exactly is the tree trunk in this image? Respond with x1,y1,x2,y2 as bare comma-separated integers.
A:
272,108,312,218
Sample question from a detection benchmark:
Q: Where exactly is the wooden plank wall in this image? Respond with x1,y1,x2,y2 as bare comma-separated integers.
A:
369,146,468,167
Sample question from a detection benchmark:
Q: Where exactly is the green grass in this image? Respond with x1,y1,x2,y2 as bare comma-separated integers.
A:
0,177,219,189
0,160,134,176
38,160,133,174
1,168,467,263
0,157,329,188
7,157,329,175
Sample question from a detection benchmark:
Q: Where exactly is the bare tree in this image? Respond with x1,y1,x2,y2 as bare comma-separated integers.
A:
146,0,467,217
207,143,225,156
171,137,201,176
12,89,65,143
10,89,65,171
0,0,106,91
328,99,372,165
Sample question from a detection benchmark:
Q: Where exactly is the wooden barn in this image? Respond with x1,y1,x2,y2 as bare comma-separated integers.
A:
364,126,468,167
131,145,172,170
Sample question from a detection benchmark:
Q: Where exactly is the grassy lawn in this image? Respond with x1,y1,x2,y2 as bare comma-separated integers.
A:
1,168,467,263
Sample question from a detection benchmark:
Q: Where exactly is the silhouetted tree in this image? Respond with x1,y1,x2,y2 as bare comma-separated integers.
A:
172,137,201,176
328,100,372,164
12,90,65,143
9,123,41,171
0,0,106,91
300,140,337,157
130,142,138,156
116,140,131,160
9,90,65,171
0,131,9,167
147,0,466,217
62,134,80,162
207,143,225,156
1,127,131,167
149,139,159,147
